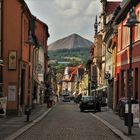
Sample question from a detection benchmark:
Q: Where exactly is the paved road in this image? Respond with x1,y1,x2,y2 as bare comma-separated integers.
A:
15,102,122,140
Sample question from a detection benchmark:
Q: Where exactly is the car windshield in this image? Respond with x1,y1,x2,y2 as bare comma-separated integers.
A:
82,96,94,101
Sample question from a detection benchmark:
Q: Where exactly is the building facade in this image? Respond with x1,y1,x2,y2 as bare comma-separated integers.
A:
1,0,49,114
91,0,120,109
114,0,140,106
92,0,140,111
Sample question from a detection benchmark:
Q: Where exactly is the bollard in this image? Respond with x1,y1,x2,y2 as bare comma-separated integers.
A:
124,113,133,126
25,105,31,122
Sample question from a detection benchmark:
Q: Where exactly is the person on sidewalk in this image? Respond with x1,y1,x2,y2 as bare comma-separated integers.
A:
0,102,4,115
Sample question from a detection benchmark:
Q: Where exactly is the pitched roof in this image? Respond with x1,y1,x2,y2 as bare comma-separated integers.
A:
63,64,84,82
114,0,139,24
71,69,77,75
68,66,76,74
77,64,84,68
105,2,120,15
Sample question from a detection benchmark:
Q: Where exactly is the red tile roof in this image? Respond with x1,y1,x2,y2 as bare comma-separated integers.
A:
68,66,77,74
63,64,84,82
71,69,77,75
77,64,84,68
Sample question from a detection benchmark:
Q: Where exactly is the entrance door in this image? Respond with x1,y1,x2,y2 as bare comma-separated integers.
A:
20,69,25,106
116,73,119,104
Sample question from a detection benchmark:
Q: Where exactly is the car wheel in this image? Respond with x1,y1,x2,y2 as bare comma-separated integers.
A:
80,108,84,112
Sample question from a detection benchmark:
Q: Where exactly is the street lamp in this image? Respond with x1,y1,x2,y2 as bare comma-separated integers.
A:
25,30,35,122
125,7,139,135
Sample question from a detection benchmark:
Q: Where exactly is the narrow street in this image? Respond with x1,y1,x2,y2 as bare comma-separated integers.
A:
15,102,121,140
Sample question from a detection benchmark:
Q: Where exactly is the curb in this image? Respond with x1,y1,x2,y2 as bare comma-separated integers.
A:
90,113,132,140
4,108,52,140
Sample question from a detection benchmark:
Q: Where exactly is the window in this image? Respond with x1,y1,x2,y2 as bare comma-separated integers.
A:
122,26,130,48
135,10,140,41
118,26,121,51
24,19,28,45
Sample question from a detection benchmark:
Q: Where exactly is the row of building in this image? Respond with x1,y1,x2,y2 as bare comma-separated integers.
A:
61,65,86,96
87,0,140,111
0,0,50,115
61,0,140,112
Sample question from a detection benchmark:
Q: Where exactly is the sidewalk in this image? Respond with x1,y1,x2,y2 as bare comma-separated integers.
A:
94,107,140,140
0,104,51,140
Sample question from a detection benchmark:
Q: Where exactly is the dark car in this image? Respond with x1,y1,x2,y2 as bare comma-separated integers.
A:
62,95,71,102
79,96,101,112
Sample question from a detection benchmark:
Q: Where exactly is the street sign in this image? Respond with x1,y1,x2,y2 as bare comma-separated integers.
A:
104,72,111,79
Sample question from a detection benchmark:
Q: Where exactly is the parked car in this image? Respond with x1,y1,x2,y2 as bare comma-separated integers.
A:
62,95,71,102
79,96,101,112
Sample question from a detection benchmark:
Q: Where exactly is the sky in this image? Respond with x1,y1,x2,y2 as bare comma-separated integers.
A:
25,0,122,45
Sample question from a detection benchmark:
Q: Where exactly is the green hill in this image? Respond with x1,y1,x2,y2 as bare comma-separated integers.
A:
48,34,92,73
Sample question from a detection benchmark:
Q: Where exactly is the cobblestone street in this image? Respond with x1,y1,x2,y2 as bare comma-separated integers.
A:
15,102,121,140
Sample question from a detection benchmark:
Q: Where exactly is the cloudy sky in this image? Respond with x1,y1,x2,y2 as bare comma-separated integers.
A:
25,0,121,45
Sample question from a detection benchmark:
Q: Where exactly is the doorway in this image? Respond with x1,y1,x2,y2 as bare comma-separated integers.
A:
20,69,25,106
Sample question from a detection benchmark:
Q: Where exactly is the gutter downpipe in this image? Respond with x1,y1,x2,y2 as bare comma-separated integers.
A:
103,42,109,109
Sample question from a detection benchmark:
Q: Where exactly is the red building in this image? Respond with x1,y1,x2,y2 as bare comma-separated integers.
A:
115,0,140,104
1,0,49,114
2,0,31,114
